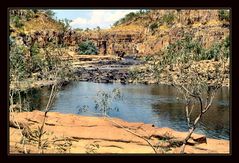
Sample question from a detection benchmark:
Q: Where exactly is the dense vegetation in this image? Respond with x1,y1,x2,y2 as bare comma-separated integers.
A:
160,34,229,66
78,40,98,55
9,9,74,112
161,12,175,25
218,10,230,22
113,10,150,26
10,9,72,34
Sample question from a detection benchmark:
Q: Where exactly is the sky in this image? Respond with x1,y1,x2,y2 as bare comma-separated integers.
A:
52,9,139,29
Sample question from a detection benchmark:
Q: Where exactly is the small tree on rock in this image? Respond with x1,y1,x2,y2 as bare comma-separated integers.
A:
153,34,229,153
78,40,98,55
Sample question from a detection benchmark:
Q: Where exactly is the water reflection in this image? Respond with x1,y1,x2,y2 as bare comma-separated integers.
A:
22,82,230,140
12,86,52,111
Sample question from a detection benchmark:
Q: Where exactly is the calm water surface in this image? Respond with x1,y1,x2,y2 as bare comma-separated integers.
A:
30,81,230,140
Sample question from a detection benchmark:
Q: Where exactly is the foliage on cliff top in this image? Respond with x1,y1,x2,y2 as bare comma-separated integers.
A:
112,9,230,32
10,9,69,34
113,10,150,27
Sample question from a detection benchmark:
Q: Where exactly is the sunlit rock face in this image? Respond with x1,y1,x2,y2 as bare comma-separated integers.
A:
10,9,229,57
9,110,230,154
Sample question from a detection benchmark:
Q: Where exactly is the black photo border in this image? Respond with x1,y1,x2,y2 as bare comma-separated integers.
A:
1,0,238,162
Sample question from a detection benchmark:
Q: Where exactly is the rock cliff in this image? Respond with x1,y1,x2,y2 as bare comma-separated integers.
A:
10,9,230,57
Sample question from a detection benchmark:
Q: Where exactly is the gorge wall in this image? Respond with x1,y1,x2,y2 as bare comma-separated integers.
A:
10,9,230,57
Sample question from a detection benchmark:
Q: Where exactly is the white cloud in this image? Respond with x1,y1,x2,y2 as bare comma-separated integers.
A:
70,10,139,29
70,17,88,26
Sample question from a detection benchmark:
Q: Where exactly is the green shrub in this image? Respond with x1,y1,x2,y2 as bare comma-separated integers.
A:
143,55,154,62
222,36,230,58
218,10,230,22
162,13,175,25
113,10,150,26
44,10,55,19
161,34,230,65
30,43,44,72
10,43,29,80
10,16,24,28
125,12,136,20
162,34,204,64
10,10,35,23
201,44,220,60
58,18,72,31
113,13,135,26
30,43,40,56
94,88,123,116
202,36,230,60
149,23,158,32
78,40,98,55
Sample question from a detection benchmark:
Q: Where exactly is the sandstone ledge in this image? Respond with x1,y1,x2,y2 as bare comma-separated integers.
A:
9,110,229,154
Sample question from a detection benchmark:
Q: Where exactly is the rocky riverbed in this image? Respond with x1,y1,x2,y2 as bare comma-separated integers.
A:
73,56,230,86
72,55,144,84
9,110,229,154
10,54,230,92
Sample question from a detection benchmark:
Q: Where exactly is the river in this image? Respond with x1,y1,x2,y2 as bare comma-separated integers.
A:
23,81,230,140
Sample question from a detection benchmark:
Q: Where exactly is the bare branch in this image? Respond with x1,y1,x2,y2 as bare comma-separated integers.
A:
181,85,203,113
202,90,216,114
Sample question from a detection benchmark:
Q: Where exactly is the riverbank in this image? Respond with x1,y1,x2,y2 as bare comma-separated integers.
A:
9,110,229,154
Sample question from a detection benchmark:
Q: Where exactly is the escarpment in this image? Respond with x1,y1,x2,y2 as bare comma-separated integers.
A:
10,9,229,58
